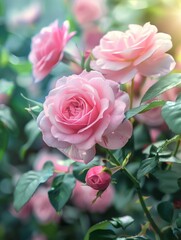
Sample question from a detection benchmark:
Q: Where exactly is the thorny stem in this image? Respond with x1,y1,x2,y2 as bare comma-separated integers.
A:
122,168,164,240
130,78,134,109
172,138,181,157
106,150,164,240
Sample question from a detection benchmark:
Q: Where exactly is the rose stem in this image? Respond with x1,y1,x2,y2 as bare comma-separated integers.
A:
107,150,164,240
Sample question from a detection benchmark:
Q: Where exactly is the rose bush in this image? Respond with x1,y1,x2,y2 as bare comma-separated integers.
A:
29,20,75,82
91,22,176,83
37,70,132,163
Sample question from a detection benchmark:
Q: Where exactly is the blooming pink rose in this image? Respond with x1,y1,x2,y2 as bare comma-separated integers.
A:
29,20,75,82
71,181,114,213
85,166,111,190
91,22,175,83
73,0,105,26
37,70,132,163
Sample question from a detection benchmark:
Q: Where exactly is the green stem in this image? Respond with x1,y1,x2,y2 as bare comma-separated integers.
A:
106,150,164,239
130,79,134,109
172,138,181,157
105,149,121,166
122,168,164,240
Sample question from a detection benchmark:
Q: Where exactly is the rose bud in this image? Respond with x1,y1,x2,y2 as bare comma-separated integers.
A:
85,166,112,191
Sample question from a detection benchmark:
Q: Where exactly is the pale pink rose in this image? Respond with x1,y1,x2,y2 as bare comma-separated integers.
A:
85,166,111,190
72,181,114,213
37,70,132,163
73,0,105,26
29,20,75,82
91,22,175,83
83,26,104,50
33,150,68,173
31,187,59,223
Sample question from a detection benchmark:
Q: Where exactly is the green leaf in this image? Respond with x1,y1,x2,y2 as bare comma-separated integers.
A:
21,94,43,108
109,216,134,229
137,157,158,179
162,226,178,240
20,119,40,158
0,105,17,131
0,79,14,96
141,73,181,102
117,237,149,240
178,178,181,189
13,162,54,211
0,123,8,160
84,216,134,240
21,94,43,119
126,100,165,119
72,157,100,182
89,229,116,240
157,201,174,222
161,99,181,134
153,163,181,193
134,125,151,150
176,217,181,228
48,173,75,212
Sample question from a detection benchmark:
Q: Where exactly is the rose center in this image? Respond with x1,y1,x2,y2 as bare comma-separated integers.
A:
64,99,84,118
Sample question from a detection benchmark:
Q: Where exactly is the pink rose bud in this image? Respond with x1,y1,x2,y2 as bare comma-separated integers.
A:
29,20,75,82
85,166,112,191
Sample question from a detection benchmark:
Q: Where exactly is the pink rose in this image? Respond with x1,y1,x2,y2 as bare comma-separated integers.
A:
31,187,59,223
71,181,114,213
33,150,68,173
85,166,111,190
37,70,132,163
91,22,175,83
73,0,105,27
29,20,75,82
83,25,104,50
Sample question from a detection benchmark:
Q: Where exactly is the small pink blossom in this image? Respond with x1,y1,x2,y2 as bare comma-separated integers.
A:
85,166,111,190
91,22,175,83
72,181,114,213
37,70,132,163
73,0,105,27
29,20,75,82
